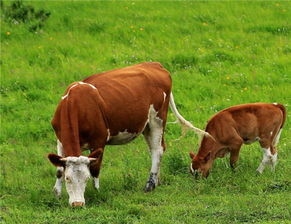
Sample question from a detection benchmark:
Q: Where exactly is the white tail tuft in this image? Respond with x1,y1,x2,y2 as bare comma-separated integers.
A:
169,92,215,141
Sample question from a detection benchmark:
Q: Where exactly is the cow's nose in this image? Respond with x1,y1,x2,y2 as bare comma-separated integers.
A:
72,201,84,207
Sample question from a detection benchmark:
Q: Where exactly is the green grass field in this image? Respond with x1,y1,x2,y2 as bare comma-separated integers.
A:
1,1,291,223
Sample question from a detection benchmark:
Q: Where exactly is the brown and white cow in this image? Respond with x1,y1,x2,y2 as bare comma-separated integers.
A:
189,103,286,178
48,62,206,206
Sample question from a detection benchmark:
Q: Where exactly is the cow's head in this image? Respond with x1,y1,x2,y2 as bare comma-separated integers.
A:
189,151,212,178
48,154,97,207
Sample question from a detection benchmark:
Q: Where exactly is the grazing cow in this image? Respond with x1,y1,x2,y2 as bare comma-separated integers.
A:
48,62,206,206
189,103,286,178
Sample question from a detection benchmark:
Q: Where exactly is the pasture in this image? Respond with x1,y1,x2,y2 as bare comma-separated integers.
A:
1,1,291,223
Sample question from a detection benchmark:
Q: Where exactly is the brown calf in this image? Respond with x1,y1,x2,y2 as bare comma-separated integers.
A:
189,103,286,178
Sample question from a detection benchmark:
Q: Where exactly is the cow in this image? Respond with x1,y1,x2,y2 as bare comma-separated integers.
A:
48,62,207,207
189,103,286,178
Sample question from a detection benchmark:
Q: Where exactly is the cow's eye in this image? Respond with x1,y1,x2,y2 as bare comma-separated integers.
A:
65,177,72,182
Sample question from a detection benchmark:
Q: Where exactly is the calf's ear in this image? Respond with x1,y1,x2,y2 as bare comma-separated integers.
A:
48,153,66,167
189,152,195,159
203,152,211,163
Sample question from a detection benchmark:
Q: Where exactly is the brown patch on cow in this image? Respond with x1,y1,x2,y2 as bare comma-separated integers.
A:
56,169,63,178
48,154,65,167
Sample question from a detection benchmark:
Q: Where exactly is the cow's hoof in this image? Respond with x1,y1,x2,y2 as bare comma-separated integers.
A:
144,182,155,192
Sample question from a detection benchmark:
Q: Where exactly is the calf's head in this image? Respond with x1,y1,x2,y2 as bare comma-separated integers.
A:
48,154,96,207
189,152,212,178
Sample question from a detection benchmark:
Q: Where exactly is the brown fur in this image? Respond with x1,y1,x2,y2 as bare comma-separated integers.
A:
190,103,286,177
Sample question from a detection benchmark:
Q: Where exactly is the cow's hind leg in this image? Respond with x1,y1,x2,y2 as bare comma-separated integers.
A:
143,109,165,192
257,132,279,174
53,139,63,198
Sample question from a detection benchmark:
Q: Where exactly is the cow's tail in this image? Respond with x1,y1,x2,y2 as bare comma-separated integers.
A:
274,103,286,129
169,92,214,140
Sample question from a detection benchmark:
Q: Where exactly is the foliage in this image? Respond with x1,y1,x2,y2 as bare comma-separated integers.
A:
2,0,50,32
1,1,291,223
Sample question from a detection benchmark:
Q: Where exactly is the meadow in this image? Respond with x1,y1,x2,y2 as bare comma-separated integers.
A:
1,1,291,223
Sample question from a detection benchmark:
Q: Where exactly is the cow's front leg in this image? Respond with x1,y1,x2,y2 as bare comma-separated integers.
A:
53,139,64,199
54,167,63,198
89,148,104,191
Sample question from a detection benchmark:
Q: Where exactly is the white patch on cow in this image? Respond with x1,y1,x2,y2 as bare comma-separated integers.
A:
190,163,194,174
93,177,99,190
274,129,282,146
61,83,79,100
270,131,273,136
78,81,97,90
63,156,91,206
273,102,278,105
62,82,96,100
256,147,277,174
108,129,138,145
270,152,278,172
106,129,110,142
144,105,164,186
163,92,167,103
53,139,64,198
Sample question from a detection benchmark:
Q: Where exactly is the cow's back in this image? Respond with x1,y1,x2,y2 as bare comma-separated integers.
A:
82,62,172,135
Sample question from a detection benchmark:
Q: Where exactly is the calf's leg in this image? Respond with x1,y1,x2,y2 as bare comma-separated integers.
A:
257,138,277,174
229,141,243,170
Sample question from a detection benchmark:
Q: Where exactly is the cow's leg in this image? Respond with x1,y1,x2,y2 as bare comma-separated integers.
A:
89,148,104,191
229,139,243,170
53,139,63,198
143,112,165,192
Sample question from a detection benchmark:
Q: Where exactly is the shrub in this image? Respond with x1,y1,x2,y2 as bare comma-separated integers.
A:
2,0,50,32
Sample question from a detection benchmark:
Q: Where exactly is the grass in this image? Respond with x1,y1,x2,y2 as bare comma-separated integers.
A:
1,1,291,223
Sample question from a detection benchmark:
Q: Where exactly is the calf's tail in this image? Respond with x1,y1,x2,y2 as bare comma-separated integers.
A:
274,103,286,129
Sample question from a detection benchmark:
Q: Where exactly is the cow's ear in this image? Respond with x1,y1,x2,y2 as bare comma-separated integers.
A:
203,152,211,163
48,154,66,167
189,152,195,159
88,148,103,159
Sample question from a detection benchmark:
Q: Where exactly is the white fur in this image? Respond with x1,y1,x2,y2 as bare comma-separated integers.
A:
62,82,96,100
163,92,167,103
53,139,64,198
108,130,138,145
63,156,91,206
256,148,277,174
144,105,164,185
106,129,110,142
93,177,100,190
190,163,194,174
